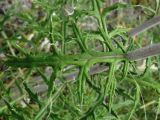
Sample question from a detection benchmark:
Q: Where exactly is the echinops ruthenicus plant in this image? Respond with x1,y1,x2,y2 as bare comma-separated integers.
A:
0,0,160,120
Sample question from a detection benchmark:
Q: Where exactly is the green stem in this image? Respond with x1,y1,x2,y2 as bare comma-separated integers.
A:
5,52,126,68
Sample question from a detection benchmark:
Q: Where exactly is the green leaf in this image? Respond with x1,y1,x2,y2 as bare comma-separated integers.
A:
23,82,42,108
3,99,25,120
102,2,128,17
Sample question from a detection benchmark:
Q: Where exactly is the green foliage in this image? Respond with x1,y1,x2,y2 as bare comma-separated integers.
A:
0,0,160,120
